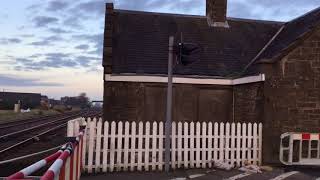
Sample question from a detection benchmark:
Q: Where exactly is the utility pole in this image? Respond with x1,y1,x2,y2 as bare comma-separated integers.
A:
165,36,174,172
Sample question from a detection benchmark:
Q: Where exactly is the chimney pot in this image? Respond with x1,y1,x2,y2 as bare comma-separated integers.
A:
206,0,229,28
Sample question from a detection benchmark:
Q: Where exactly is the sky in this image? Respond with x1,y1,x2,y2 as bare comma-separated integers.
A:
0,0,319,100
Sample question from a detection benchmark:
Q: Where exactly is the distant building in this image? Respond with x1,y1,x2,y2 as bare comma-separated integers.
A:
0,92,41,110
49,99,61,106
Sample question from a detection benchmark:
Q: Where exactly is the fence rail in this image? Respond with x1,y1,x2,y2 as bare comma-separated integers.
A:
68,118,263,173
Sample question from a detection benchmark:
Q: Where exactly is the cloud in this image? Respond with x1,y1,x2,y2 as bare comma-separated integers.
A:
48,28,72,34
63,16,83,29
75,0,106,16
0,74,63,87
28,35,63,46
72,33,104,55
20,34,35,38
0,38,22,44
228,0,320,21
29,41,52,46
15,53,76,70
47,1,69,11
33,16,59,27
15,53,101,71
75,44,90,50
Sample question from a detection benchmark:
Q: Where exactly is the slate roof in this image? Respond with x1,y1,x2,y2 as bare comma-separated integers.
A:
111,10,281,77
108,7,320,78
256,7,320,62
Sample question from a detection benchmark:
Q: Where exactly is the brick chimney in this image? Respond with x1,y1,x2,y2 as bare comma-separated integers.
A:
206,0,229,28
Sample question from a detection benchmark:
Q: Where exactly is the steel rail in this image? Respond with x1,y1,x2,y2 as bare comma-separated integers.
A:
0,123,68,155
0,145,62,165
0,112,78,130
0,113,83,141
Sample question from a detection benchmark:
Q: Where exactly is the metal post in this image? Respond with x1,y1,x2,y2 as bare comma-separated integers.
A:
165,36,174,172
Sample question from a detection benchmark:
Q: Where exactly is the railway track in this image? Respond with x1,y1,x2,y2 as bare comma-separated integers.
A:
0,109,102,161
0,111,80,136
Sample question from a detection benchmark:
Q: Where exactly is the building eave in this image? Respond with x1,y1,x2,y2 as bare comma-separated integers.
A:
105,74,265,85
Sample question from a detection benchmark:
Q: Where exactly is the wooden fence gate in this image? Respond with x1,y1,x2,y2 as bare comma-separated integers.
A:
68,118,263,173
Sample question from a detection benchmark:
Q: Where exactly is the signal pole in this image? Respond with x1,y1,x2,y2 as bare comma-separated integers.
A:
165,36,174,172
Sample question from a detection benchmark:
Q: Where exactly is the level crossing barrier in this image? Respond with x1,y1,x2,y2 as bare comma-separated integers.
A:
5,124,85,180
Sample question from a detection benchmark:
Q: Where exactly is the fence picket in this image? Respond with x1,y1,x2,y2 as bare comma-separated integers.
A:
137,122,143,171
195,122,201,168
73,119,263,173
242,123,247,166
74,119,80,137
183,122,188,168
109,121,116,172
171,122,176,169
248,123,252,165
253,123,258,165
207,122,213,168
102,121,109,172
82,119,88,171
225,123,230,164
116,122,123,171
130,122,137,171
95,119,102,172
213,123,218,163
230,123,236,166
152,122,157,171
219,123,225,161
87,119,95,173
67,120,74,137
177,122,182,168
190,122,195,168
158,122,164,170
144,122,150,171
258,123,263,165
236,123,241,166
124,122,130,171
201,122,207,168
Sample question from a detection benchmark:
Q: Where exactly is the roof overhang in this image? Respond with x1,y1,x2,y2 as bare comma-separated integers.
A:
105,74,265,85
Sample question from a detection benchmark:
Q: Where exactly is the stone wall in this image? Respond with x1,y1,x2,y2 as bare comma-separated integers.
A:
261,28,320,164
233,83,264,123
103,81,234,123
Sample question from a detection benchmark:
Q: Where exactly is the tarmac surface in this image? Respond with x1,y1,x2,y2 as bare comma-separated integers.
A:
81,166,320,180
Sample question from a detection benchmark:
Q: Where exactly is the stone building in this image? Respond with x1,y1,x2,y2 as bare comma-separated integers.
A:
102,0,320,164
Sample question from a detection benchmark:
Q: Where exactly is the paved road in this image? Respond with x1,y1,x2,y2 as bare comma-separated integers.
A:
81,167,320,180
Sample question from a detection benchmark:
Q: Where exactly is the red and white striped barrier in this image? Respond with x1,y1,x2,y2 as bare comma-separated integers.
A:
42,131,84,180
280,132,320,165
6,129,85,180
291,133,320,141
7,149,64,179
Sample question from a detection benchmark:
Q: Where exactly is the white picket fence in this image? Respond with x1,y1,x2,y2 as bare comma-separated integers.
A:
68,118,263,173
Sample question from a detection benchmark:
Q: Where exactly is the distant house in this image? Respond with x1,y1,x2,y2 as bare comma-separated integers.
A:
0,92,41,110
102,0,320,163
